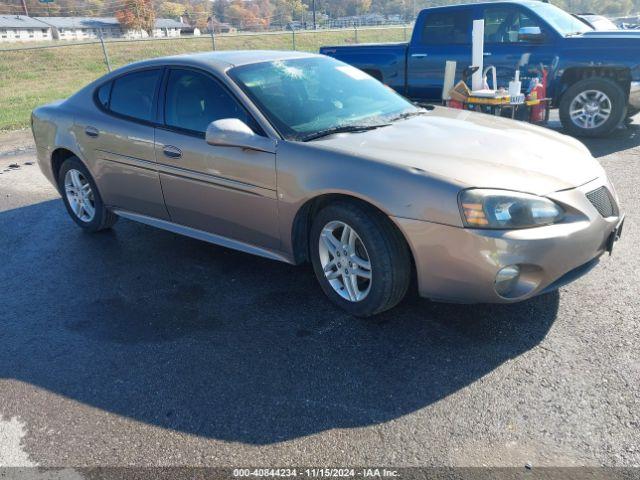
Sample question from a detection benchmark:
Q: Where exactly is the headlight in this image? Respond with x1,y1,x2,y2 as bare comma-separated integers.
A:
459,189,564,229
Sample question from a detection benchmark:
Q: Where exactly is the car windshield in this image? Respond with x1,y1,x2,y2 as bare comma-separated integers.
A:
584,15,618,31
528,2,592,35
229,56,419,141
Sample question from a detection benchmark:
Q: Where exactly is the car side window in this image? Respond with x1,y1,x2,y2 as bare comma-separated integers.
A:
96,82,111,109
164,69,258,135
422,10,471,45
484,7,543,43
109,69,162,122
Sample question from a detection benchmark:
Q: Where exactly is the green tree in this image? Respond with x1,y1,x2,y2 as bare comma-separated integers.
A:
158,1,185,18
115,0,156,34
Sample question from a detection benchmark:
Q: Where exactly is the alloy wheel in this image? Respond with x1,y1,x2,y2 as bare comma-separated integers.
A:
318,220,372,302
64,169,96,222
569,89,612,129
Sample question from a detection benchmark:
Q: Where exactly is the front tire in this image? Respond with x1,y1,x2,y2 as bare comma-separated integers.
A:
58,157,118,232
310,201,411,317
559,77,626,137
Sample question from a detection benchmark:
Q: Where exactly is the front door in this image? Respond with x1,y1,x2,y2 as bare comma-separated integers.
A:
154,68,280,250
482,5,558,93
407,8,473,101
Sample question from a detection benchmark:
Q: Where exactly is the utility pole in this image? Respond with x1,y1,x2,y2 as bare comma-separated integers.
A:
207,16,216,50
99,29,112,72
135,1,142,38
20,0,29,16
312,0,317,30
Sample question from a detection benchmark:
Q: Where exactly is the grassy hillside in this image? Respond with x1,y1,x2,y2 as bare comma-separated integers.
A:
0,26,409,131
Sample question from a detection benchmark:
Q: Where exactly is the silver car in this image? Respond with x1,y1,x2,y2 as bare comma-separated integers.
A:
31,51,624,316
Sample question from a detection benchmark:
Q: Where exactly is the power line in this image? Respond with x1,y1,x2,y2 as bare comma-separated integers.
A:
0,0,299,18
0,2,291,19
0,0,349,30
0,7,294,27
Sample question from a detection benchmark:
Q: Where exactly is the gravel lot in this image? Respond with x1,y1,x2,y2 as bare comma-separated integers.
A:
0,123,638,471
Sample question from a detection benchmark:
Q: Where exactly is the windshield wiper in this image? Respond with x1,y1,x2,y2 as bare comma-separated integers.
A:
388,109,429,122
301,123,390,142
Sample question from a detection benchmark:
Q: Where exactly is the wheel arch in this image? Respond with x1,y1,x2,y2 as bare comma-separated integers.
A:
362,68,384,82
557,66,631,105
50,146,90,194
289,193,417,276
51,148,78,183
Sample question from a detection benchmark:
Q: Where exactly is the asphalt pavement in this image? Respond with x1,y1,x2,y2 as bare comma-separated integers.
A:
0,124,638,470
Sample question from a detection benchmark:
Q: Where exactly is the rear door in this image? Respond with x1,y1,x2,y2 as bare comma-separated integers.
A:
407,8,472,100
75,68,169,220
482,5,558,92
154,67,280,249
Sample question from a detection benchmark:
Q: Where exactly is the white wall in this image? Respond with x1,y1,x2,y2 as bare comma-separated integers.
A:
54,26,123,40
151,27,182,38
0,24,182,42
0,27,52,42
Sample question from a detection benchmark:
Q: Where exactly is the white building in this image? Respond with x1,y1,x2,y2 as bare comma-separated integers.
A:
34,17,120,40
34,17,187,40
153,19,187,37
0,15,52,42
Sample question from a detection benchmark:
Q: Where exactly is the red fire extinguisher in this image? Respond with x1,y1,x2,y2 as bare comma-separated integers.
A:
529,66,548,124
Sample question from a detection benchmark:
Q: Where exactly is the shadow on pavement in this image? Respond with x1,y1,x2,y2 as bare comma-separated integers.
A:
0,199,559,444
566,124,640,158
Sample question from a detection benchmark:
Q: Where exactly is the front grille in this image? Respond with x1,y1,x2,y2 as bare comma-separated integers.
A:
586,186,617,218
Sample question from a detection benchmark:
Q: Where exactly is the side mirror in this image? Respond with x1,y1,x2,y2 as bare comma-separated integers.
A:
205,118,276,153
518,26,544,43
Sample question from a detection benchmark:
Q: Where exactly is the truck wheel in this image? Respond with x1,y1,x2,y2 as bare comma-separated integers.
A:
559,77,626,137
310,201,411,317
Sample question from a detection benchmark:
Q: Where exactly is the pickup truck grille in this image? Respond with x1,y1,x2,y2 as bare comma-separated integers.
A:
586,186,617,218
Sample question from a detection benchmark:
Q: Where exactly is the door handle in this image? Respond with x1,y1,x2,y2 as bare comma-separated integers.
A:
84,126,99,138
162,145,182,159
411,53,427,58
484,52,492,56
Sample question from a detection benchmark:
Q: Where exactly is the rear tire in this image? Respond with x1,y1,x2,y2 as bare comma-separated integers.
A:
310,201,411,317
58,157,118,232
559,77,626,137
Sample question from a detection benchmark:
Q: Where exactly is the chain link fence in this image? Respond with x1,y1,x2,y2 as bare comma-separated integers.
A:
0,25,411,130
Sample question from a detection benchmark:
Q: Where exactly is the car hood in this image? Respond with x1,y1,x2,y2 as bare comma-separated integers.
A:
309,107,604,196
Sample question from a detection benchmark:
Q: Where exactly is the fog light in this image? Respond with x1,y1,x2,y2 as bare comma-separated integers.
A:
495,265,521,297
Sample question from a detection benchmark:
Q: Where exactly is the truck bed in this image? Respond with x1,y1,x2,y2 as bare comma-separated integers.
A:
319,42,408,94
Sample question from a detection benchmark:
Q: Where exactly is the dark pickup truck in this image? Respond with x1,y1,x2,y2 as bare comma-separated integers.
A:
320,0,640,137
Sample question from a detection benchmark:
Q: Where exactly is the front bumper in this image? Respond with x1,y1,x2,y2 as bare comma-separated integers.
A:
393,178,622,304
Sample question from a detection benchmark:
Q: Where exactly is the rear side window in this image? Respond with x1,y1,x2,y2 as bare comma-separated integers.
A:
96,82,111,108
109,69,162,122
422,10,471,45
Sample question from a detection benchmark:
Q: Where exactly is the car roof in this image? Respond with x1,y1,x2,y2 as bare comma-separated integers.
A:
420,0,545,11
69,50,324,106
114,50,320,75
